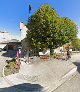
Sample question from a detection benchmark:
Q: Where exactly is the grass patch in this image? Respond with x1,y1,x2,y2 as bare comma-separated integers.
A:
4,58,19,76
51,53,65,59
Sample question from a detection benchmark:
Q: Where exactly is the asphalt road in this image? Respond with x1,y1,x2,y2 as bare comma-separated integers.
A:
53,69,80,92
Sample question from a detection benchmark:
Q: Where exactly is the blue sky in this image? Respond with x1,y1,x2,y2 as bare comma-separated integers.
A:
0,0,80,38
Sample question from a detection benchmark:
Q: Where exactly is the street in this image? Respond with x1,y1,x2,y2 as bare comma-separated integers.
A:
51,53,80,92
53,69,80,92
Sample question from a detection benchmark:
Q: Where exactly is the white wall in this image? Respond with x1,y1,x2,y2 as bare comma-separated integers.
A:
0,32,11,43
0,44,7,49
54,47,63,54
20,22,28,40
39,49,50,55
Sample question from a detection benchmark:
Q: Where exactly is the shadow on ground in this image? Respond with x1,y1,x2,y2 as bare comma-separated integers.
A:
1,51,16,58
0,83,44,92
73,61,80,74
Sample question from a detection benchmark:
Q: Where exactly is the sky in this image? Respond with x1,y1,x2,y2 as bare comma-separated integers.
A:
0,0,80,39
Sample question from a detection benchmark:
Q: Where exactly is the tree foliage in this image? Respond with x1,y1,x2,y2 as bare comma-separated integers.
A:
27,4,78,51
71,38,80,50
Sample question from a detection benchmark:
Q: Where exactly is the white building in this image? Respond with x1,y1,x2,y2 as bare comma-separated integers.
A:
20,22,29,51
0,31,20,50
0,31,11,49
0,31,11,43
20,22,28,40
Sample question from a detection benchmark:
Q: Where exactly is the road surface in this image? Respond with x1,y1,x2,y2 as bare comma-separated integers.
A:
53,69,80,92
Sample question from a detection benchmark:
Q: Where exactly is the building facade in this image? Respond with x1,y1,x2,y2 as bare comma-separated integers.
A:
20,22,28,40
20,22,28,50
0,31,21,50
0,31,11,43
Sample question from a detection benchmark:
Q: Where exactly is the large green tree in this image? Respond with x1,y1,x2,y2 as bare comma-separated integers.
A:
62,17,78,41
27,4,78,52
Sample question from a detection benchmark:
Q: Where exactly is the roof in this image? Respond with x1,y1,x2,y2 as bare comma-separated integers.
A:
1,39,20,44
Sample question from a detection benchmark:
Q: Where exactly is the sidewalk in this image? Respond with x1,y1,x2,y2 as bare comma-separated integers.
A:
0,78,10,88
2,53,80,92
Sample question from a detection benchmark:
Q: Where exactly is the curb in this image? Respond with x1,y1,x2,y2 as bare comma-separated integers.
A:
50,66,80,92
62,67,77,78
2,63,7,78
